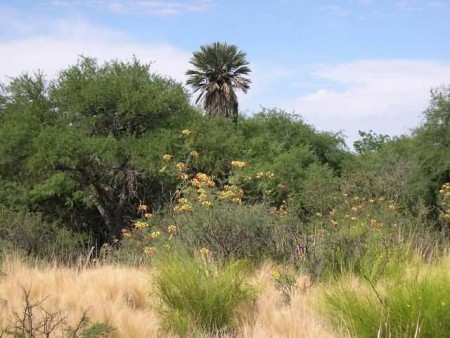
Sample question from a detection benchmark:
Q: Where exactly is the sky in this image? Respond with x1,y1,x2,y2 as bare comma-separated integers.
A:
1,0,450,146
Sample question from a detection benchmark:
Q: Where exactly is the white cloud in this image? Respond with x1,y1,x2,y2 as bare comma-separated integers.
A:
50,0,213,16
286,60,450,143
0,19,191,84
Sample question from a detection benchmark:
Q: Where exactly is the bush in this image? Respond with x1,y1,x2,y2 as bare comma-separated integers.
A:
303,193,416,281
154,254,256,337
0,208,89,263
173,201,293,261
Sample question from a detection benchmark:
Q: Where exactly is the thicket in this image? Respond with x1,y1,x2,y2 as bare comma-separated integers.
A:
1,57,450,336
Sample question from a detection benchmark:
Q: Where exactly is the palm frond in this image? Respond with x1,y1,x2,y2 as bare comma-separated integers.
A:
185,42,251,121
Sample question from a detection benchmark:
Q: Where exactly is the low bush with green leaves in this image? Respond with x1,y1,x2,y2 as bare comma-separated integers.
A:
0,207,89,263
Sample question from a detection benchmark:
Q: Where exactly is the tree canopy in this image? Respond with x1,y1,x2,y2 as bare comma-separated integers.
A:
0,57,194,242
186,42,251,123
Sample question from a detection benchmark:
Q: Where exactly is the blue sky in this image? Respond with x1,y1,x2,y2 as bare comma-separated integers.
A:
1,0,450,145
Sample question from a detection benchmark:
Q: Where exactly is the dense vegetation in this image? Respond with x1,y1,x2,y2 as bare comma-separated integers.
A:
1,55,450,337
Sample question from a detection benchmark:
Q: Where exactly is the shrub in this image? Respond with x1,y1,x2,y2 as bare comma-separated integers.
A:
173,201,292,261
303,193,415,281
154,253,256,337
0,207,88,263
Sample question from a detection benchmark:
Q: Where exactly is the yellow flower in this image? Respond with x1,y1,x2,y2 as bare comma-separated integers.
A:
191,173,215,188
201,200,213,207
190,150,200,158
199,247,211,256
181,129,192,136
174,203,192,212
162,154,174,161
137,204,148,211
177,197,189,204
175,162,187,171
144,213,154,218
167,225,177,235
180,173,189,181
121,229,132,238
230,160,249,168
149,231,161,239
144,247,157,255
231,197,241,204
271,269,280,280
265,171,275,178
135,221,149,229
198,193,208,202
277,205,288,215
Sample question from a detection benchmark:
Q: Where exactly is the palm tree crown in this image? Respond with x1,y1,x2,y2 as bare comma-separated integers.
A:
186,42,251,123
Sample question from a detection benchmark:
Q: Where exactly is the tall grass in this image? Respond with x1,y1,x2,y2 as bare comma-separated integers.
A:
0,255,159,337
322,255,450,337
0,255,335,337
154,253,256,336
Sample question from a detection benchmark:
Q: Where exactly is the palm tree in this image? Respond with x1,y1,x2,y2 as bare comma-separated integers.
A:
186,42,251,123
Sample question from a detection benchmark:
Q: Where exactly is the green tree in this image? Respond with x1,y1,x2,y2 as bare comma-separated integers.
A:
412,86,450,206
353,130,393,155
0,57,194,242
186,42,251,123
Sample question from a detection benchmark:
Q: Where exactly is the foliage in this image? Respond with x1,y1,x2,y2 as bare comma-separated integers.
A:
107,127,301,263
322,256,450,337
186,42,251,123
412,85,450,208
173,201,289,261
0,57,194,243
154,253,256,337
0,207,88,262
341,136,419,211
304,192,416,281
439,182,450,230
353,130,393,155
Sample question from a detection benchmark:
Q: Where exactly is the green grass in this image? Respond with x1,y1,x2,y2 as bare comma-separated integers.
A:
321,256,450,337
154,253,256,337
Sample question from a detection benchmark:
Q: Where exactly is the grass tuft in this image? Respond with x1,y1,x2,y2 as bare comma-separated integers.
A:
154,253,256,337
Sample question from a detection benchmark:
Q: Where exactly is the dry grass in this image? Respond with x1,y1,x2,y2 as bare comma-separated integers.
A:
0,257,335,337
239,263,335,338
